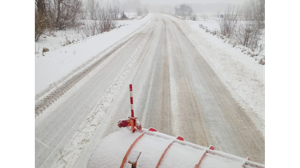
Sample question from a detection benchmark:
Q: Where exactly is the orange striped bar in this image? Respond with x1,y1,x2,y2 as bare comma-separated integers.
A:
156,136,184,168
194,145,215,168
120,132,145,168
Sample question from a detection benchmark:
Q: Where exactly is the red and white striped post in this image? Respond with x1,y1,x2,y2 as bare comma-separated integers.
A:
129,84,134,118
129,84,136,133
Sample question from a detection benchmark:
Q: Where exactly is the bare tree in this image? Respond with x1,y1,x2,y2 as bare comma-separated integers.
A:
175,4,193,19
243,0,265,28
233,0,264,50
219,5,239,38
36,0,47,14
143,7,148,16
253,0,265,28
55,0,63,28
136,7,142,16
111,0,121,19
35,0,49,41
100,6,116,31
34,0,82,41
132,0,142,16
82,4,116,37
86,0,99,20
44,0,83,30
35,11,49,41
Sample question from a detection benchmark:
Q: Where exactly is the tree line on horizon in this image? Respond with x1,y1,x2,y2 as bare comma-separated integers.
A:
35,0,148,42
174,0,265,52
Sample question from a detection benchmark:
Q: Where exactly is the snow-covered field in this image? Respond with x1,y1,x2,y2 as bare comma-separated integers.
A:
35,13,145,55
34,15,151,100
34,14,266,167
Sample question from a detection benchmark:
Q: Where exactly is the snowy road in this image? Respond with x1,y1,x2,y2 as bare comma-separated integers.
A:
35,14,264,168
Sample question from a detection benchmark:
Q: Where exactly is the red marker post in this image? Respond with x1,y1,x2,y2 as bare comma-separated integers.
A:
129,84,137,133
117,84,142,133
129,84,134,118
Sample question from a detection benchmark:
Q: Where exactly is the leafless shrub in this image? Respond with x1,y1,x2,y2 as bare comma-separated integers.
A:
111,0,121,20
218,5,238,38
243,0,265,28
257,43,265,53
97,7,116,32
86,0,99,20
81,7,116,37
45,0,83,30
216,3,264,52
82,21,98,37
235,22,260,50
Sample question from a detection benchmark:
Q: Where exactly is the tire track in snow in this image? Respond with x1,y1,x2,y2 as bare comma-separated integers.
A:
35,33,146,166
35,18,154,118
35,35,137,117
168,16,265,163
166,19,210,146
51,29,155,168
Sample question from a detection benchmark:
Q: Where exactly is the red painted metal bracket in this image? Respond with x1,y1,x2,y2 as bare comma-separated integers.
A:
120,132,145,168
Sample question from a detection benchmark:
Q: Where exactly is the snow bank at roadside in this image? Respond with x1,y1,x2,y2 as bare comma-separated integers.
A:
166,15,265,136
35,14,152,95
50,32,152,167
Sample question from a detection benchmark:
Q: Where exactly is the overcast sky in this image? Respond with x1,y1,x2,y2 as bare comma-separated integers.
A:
140,0,246,5
116,0,249,13
137,0,248,13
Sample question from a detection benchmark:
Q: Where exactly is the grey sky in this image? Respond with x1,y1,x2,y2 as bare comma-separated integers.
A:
138,0,247,13
140,0,246,5
117,0,248,13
